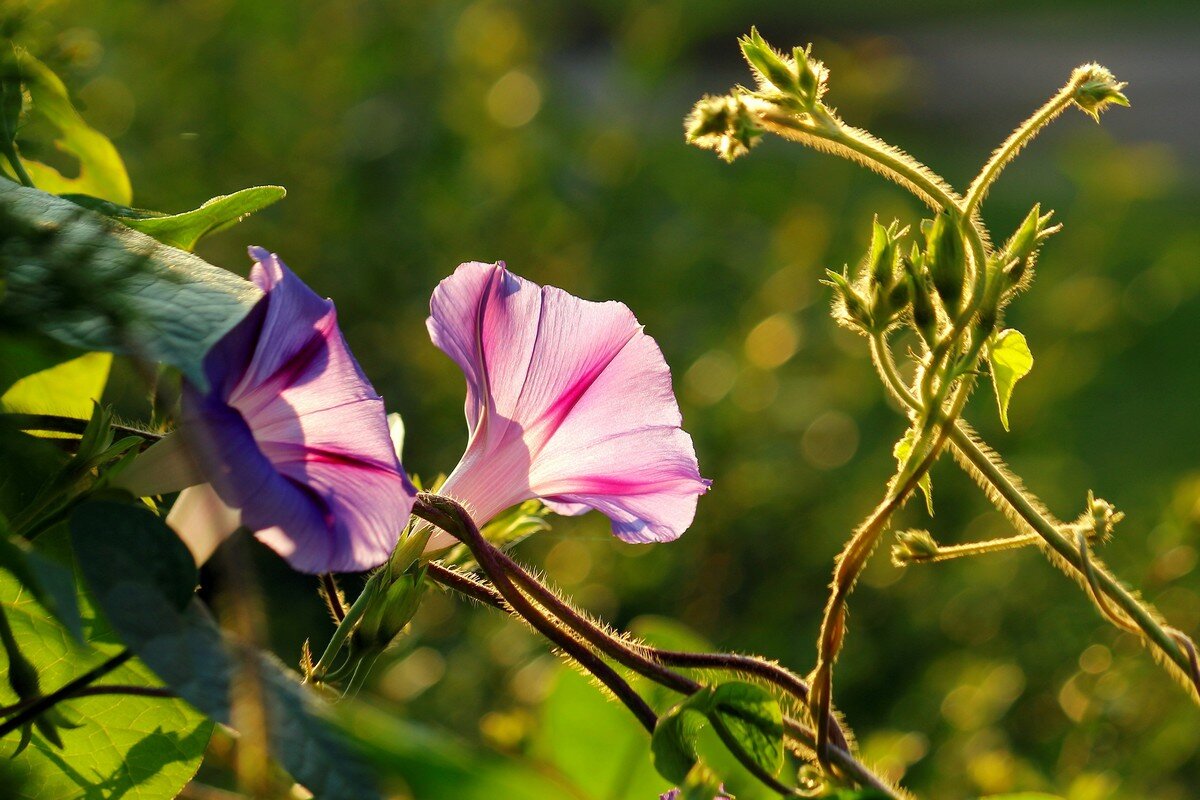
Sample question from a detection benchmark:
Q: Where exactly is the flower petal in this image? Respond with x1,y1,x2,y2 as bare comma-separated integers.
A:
166,482,241,565
429,261,708,541
180,249,415,573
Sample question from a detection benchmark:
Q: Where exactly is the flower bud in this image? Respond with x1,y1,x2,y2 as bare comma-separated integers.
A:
1074,490,1125,544
999,204,1060,295
1070,64,1129,121
354,567,429,652
793,45,827,107
739,27,799,97
923,213,966,317
891,529,940,566
823,268,870,331
684,94,762,163
903,250,938,348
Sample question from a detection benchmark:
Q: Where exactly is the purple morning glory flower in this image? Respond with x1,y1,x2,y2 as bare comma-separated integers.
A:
425,261,710,549
159,247,415,573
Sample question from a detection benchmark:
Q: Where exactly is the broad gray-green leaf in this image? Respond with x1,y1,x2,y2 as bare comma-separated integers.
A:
0,179,261,389
0,49,130,204
117,186,286,251
989,328,1034,431
0,549,209,799
893,428,934,516
70,501,381,800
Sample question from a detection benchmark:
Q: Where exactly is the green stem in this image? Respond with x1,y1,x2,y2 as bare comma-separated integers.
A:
1,145,34,188
422,510,904,798
897,531,1040,565
308,575,376,682
870,333,1200,698
963,84,1077,220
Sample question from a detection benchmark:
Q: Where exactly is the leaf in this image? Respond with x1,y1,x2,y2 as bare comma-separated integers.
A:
0,533,210,800
117,186,286,252
1,352,111,421
0,335,89,397
651,696,711,785
0,532,82,641
0,179,262,390
989,328,1034,431
707,682,784,781
1,49,130,204
69,500,381,800
893,428,934,516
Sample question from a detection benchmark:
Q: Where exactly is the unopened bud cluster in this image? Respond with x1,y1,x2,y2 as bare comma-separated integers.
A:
684,94,763,163
738,27,828,113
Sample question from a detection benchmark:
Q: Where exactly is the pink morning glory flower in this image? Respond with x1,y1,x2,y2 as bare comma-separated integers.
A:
426,261,709,549
135,247,415,573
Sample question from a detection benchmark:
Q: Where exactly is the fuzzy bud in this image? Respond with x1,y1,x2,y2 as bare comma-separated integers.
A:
1071,64,1129,121
891,529,940,566
823,267,871,331
685,94,762,163
924,213,966,318
903,250,938,347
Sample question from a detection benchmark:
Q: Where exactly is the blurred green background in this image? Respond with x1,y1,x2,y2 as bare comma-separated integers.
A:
14,1,1200,797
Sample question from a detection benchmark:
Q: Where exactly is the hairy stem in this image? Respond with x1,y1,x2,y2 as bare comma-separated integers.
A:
421,506,904,798
964,78,1081,219
870,333,1200,700
4,412,164,442
811,363,977,772
897,531,1041,565
413,495,658,732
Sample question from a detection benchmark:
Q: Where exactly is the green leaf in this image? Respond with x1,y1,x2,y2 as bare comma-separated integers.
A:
69,501,381,800
893,428,934,516
117,186,286,252
0,532,82,641
1,351,111,421
0,179,262,389
651,695,712,785
1,49,130,204
0,533,210,800
0,335,89,396
707,682,784,781
988,328,1034,431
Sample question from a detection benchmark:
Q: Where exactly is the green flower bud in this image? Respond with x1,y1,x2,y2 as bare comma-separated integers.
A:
823,268,870,330
885,278,910,315
891,529,940,566
867,218,906,289
1071,64,1129,121
380,568,429,637
793,44,827,106
684,94,762,163
903,252,938,347
353,567,429,652
923,213,966,317
998,205,1060,296
739,27,799,97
